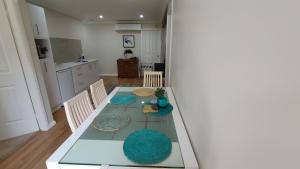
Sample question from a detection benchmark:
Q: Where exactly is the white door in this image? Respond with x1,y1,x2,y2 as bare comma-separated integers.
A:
141,30,161,63
0,0,39,141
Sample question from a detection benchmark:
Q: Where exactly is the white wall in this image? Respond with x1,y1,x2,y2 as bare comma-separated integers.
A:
44,9,84,40
82,24,141,75
170,0,300,169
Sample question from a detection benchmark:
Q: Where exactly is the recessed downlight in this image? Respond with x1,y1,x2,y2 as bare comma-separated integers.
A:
139,14,144,18
99,15,104,19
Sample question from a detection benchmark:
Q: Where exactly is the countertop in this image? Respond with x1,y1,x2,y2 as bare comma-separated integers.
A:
56,59,97,72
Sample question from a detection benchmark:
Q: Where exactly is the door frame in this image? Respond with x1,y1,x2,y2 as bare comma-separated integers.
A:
165,0,174,87
4,0,55,131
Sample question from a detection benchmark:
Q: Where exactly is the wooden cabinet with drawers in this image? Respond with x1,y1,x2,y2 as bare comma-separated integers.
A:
117,57,139,78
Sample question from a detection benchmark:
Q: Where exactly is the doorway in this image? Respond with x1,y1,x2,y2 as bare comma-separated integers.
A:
0,0,39,141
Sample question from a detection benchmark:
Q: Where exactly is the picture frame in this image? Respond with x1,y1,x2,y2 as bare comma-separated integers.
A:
123,35,135,48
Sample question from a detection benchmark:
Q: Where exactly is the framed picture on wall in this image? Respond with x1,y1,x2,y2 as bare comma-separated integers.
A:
123,35,135,48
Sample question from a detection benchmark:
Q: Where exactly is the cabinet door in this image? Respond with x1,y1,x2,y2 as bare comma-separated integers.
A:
27,3,49,39
40,58,61,108
57,69,75,103
87,62,97,84
72,65,88,93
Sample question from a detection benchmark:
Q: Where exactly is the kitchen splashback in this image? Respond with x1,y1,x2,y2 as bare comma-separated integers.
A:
50,38,82,64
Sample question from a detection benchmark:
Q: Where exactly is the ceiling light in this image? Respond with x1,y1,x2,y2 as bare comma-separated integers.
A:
139,14,144,18
99,15,103,19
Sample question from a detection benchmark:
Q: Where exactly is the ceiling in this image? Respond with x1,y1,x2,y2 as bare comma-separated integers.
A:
27,0,169,24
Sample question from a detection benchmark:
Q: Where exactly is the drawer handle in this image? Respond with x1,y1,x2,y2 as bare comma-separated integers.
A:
35,24,40,35
44,63,47,72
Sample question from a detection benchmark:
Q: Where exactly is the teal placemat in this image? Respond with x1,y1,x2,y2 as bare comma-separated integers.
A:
123,129,172,164
151,104,173,117
110,95,137,105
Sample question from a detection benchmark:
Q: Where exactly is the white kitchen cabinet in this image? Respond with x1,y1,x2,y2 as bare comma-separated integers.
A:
40,58,61,108
57,69,75,103
56,60,98,104
86,62,97,85
72,62,98,93
27,3,49,39
72,64,88,93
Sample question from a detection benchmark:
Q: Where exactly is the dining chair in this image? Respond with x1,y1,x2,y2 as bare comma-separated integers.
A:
64,90,94,132
90,79,107,107
143,71,163,88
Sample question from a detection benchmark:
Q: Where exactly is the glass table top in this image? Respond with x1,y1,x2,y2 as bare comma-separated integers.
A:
60,87,184,168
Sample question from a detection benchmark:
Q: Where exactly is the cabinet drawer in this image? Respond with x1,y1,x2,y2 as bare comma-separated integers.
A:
72,66,84,76
72,62,98,93
73,73,88,93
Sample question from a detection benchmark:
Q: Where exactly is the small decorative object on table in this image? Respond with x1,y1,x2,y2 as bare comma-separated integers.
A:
155,88,168,107
151,104,173,116
143,104,158,113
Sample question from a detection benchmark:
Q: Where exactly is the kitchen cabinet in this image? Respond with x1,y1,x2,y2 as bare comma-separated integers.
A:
72,62,97,93
57,69,75,103
56,60,98,104
27,3,49,39
40,58,61,108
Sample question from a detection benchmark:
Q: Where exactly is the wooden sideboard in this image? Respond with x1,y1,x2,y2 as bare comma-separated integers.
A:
117,57,139,78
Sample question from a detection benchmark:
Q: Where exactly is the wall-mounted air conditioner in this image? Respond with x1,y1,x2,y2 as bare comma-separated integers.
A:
114,24,141,31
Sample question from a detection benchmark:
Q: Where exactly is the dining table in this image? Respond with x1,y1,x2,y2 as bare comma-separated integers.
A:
46,87,198,169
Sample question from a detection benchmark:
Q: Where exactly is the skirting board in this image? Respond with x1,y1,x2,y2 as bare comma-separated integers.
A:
48,121,56,129
51,105,62,112
99,74,118,76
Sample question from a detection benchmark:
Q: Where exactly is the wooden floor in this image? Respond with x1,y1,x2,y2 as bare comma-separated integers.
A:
0,109,71,169
101,76,143,89
0,76,142,169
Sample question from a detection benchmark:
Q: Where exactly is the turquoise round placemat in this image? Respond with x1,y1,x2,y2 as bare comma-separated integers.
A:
123,129,172,164
110,95,136,105
151,103,173,116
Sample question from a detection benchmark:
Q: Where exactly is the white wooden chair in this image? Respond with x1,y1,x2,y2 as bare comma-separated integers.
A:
90,79,107,107
143,71,163,88
64,90,94,132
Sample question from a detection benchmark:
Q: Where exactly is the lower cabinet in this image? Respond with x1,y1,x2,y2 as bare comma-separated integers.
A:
40,58,61,108
57,61,98,104
72,62,97,93
57,69,75,103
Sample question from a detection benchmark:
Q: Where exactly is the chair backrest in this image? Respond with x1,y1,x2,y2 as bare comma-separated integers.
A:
64,90,94,132
143,71,163,88
90,79,107,107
